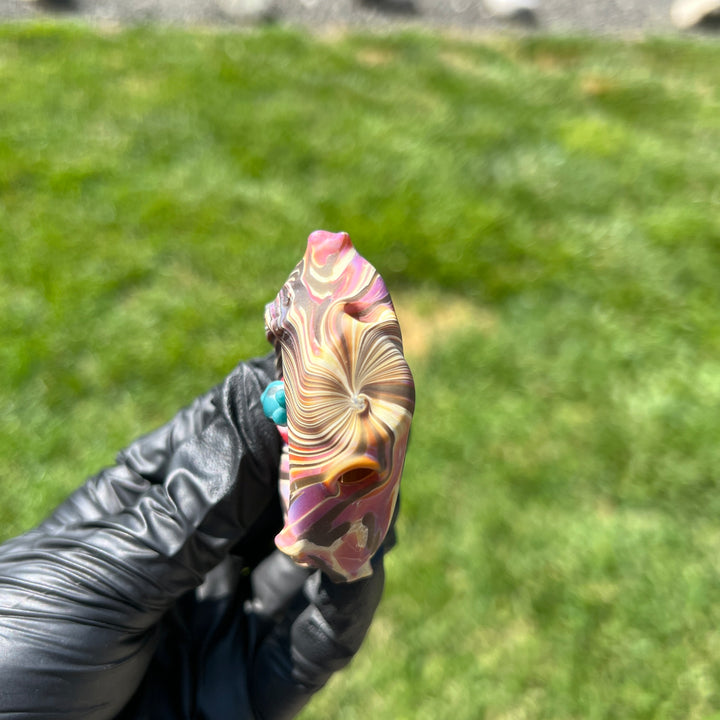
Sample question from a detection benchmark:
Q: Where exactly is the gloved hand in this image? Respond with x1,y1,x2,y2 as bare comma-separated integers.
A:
0,353,389,720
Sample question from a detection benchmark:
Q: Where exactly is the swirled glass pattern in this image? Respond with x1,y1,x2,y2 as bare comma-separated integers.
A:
265,231,415,581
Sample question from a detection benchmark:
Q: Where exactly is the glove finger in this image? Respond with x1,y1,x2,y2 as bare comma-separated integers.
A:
118,382,222,484
116,555,254,720
248,549,386,720
33,378,222,538
246,550,312,625
0,356,281,718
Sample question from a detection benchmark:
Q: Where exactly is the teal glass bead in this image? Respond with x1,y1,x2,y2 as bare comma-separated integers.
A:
261,380,287,426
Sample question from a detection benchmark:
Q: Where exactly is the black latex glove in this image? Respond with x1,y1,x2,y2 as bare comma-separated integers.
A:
0,354,387,720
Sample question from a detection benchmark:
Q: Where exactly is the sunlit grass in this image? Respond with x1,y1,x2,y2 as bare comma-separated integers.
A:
2,23,720,719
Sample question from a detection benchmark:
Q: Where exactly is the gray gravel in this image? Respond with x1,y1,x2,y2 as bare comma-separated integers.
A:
0,0,716,37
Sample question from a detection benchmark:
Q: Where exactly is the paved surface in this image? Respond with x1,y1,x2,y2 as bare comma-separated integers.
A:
0,0,700,36
0,0,718,37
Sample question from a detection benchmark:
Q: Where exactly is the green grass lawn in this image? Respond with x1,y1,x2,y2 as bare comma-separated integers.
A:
2,22,720,719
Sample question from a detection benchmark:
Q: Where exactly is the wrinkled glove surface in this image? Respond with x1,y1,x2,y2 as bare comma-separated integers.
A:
0,354,387,720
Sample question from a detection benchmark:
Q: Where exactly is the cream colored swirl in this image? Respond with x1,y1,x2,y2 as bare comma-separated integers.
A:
265,231,415,582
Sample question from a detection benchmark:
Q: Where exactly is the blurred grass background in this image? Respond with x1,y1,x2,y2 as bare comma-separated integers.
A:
2,22,720,719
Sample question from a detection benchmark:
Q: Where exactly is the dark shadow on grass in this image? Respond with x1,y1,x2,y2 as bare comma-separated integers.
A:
36,0,78,12
696,13,720,30
357,0,418,16
502,9,539,27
